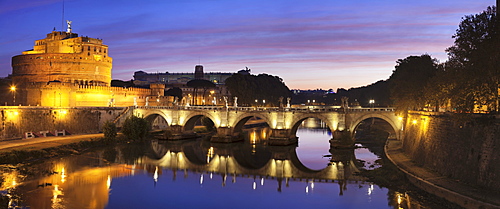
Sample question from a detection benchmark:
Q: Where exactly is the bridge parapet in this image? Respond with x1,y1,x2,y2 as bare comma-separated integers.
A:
138,105,393,113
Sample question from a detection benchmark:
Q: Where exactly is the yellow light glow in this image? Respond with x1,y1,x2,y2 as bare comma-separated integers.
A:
398,116,403,121
10,86,16,92
6,110,19,119
107,175,111,189
154,167,158,182
61,167,66,183
412,120,417,125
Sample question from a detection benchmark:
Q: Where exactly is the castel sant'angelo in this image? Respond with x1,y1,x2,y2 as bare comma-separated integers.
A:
9,22,166,107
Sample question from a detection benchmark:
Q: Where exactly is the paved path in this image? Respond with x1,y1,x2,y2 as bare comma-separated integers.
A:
0,134,103,152
386,139,500,209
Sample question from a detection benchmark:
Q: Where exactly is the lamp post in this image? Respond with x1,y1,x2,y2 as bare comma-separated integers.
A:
10,86,16,106
369,99,375,109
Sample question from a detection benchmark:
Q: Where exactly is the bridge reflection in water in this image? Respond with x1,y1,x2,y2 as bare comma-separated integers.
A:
142,138,365,194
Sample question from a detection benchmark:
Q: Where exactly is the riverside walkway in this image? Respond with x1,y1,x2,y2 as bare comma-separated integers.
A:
386,139,500,209
0,134,103,152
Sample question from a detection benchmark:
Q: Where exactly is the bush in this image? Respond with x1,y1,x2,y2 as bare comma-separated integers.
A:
102,120,117,142
121,115,151,141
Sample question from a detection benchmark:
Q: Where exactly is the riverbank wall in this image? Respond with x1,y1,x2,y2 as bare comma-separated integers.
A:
0,106,127,140
402,111,500,191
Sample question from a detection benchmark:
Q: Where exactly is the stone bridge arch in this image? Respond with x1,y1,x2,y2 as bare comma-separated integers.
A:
182,111,219,131
230,112,273,135
347,112,402,140
138,109,170,130
288,113,338,138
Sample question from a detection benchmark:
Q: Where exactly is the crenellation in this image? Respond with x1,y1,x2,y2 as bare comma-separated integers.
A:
9,30,167,107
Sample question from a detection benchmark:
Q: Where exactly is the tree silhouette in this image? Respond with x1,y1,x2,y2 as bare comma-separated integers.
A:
445,6,499,112
165,87,183,103
388,54,439,113
187,79,215,105
225,73,292,106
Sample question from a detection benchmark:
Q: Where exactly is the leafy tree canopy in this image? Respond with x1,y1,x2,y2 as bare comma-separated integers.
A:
444,6,499,112
225,72,292,106
388,54,439,113
165,87,183,100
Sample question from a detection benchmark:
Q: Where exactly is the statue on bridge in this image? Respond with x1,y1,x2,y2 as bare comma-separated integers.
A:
223,96,228,108
341,97,349,110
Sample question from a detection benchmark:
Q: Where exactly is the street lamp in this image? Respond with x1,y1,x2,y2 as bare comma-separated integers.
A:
369,99,375,109
10,86,16,105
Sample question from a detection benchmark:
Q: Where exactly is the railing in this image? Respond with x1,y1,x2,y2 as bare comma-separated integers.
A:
138,105,395,113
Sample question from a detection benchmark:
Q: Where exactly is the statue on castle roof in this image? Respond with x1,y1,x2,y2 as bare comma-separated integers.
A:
66,20,72,33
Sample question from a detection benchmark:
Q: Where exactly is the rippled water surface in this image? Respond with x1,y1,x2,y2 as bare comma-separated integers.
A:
1,119,440,209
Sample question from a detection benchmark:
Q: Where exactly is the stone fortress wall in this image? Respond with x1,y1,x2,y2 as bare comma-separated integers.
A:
9,30,166,107
11,31,112,86
402,112,500,191
0,107,128,140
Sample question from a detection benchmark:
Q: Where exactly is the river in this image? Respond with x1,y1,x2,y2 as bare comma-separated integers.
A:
0,118,455,209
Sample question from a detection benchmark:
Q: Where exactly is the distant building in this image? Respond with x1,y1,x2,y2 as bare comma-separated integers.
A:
8,28,167,107
133,65,233,86
133,65,236,106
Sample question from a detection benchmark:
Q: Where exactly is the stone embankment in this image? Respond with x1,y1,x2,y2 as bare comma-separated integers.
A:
0,107,127,141
387,112,500,209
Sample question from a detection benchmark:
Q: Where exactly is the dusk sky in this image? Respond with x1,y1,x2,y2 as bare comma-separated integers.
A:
0,0,494,90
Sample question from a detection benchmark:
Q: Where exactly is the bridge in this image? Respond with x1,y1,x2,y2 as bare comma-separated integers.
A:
134,106,402,146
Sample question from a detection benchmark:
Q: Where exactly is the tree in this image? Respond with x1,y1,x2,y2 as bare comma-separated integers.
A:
445,6,499,112
102,120,117,142
225,72,292,106
165,87,183,103
121,115,151,141
388,54,439,113
187,79,215,105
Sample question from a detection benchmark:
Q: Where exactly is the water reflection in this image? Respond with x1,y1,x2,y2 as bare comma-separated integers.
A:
0,118,436,209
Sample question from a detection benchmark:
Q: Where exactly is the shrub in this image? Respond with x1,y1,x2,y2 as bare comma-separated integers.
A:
121,115,151,141
102,120,117,142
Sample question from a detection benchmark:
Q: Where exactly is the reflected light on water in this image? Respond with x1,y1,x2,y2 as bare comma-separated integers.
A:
153,167,158,182
107,175,112,189
207,147,214,163
368,184,374,195
52,184,63,207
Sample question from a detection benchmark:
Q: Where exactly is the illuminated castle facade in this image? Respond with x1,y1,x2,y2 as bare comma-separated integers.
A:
10,28,167,107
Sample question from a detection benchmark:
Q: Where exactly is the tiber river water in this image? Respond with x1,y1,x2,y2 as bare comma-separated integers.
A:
1,118,455,209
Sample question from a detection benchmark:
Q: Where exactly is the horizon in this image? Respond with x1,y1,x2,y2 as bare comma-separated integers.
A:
0,0,494,90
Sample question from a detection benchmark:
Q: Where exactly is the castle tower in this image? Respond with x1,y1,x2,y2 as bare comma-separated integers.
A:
11,30,112,86
194,65,204,79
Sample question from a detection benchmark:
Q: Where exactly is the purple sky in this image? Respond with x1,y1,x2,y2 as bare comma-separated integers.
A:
0,0,494,90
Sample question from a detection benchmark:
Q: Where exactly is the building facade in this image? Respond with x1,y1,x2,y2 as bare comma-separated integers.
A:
9,29,167,107
133,65,235,106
